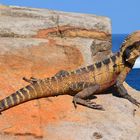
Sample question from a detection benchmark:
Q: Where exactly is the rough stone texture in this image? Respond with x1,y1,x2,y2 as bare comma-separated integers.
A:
0,4,111,64
0,4,140,140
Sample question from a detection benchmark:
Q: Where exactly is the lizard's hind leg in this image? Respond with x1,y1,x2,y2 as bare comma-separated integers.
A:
70,83,104,110
23,77,40,84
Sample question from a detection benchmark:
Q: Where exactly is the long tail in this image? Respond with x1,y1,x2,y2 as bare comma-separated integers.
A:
0,80,47,113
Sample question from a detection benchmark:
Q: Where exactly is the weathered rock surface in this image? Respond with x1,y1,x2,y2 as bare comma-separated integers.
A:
0,4,140,140
0,4,111,64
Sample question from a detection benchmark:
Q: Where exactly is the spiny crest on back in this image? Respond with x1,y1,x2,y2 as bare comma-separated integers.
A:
120,30,140,53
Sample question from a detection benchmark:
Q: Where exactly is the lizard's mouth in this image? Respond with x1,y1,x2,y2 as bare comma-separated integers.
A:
126,55,138,62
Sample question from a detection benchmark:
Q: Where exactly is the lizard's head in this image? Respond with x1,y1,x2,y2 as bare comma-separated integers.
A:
120,30,140,65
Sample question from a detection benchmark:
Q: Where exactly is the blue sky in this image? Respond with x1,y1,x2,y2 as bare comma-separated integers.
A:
0,0,140,34
0,0,140,67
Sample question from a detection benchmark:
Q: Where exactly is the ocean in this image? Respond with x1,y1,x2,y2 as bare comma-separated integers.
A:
112,34,140,91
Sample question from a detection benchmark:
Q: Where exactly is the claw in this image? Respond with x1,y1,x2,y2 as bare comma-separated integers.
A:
90,104,105,111
73,97,105,111
30,77,39,82
133,101,140,108
86,99,96,104
72,98,77,109
124,94,140,108
23,77,33,84
85,100,104,110
23,77,40,84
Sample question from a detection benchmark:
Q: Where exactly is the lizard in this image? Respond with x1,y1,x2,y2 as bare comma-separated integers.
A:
0,30,140,113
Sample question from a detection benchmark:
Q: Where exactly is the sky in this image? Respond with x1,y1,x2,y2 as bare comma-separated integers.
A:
0,0,140,67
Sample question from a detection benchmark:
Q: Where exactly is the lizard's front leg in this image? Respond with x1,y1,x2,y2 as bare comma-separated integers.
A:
114,67,140,107
70,83,104,110
115,81,140,107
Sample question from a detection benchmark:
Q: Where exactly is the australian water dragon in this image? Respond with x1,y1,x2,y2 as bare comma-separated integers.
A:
0,31,140,113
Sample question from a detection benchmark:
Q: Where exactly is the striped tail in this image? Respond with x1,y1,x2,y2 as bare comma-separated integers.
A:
0,82,42,113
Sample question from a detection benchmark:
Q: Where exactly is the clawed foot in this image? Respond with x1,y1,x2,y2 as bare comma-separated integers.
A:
23,77,40,84
73,97,105,111
86,99,96,105
124,94,140,107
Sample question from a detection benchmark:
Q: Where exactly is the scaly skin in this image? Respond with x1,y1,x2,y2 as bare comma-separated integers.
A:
0,31,140,113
